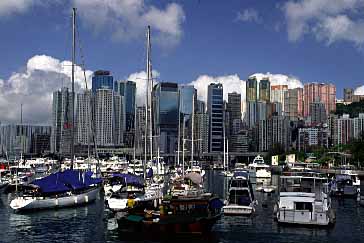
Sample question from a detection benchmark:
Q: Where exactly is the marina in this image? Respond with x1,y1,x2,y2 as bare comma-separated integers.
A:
1,171,364,242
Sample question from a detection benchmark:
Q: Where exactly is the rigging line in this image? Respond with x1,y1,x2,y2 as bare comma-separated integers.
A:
76,25,89,90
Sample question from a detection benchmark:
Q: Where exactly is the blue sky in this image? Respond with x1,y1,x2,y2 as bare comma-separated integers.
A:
0,0,364,124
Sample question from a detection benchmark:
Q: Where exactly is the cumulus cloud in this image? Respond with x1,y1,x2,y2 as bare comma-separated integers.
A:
73,0,186,47
250,72,303,89
236,8,261,23
189,74,246,103
282,0,364,46
354,85,364,95
0,55,92,125
127,70,160,106
0,0,39,17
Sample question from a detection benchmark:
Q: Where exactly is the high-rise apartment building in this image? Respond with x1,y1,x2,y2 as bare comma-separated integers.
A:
118,80,136,147
297,127,329,151
344,88,354,103
304,83,336,117
353,113,364,139
227,92,242,136
76,90,92,145
310,99,327,124
271,85,288,115
94,88,115,146
258,115,291,152
337,114,353,145
207,83,224,152
284,88,304,120
246,76,258,128
52,87,73,155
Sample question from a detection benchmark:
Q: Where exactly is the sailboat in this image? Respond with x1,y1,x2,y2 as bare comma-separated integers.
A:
10,8,102,212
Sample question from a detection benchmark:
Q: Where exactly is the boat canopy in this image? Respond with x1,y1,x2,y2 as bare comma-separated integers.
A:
233,171,249,179
31,169,102,194
184,172,202,185
111,173,144,187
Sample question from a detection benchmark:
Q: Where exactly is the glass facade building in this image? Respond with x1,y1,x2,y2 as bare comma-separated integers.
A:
92,70,116,92
153,82,179,155
207,83,223,152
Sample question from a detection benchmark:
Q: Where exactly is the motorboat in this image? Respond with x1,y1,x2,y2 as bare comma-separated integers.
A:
275,172,335,226
223,171,256,216
248,155,271,182
330,174,358,197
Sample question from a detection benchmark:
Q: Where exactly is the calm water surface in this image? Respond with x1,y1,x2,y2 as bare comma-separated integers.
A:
1,171,364,243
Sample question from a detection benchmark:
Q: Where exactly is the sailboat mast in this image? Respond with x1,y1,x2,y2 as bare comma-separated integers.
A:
70,8,76,170
191,93,194,164
177,90,181,166
147,26,153,164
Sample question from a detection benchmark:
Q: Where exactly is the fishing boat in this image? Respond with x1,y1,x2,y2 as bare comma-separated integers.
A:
275,172,335,226
10,169,101,211
116,193,223,236
223,171,256,216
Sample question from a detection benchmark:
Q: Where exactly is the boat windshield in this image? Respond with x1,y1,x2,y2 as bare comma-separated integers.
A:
229,189,251,206
230,179,249,188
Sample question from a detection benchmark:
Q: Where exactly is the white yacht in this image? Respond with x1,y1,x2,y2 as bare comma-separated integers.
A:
223,171,256,216
275,172,335,226
248,155,271,182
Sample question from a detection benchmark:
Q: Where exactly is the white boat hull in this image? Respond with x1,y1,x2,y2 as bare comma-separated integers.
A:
10,187,100,211
223,205,254,216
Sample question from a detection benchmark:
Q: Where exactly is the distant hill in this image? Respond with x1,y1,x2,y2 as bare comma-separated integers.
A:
335,100,364,117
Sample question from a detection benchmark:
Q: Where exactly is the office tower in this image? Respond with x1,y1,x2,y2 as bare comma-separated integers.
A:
227,92,242,136
246,76,258,128
259,78,270,102
353,113,364,139
94,88,114,146
135,106,146,154
298,127,329,151
271,85,288,115
113,93,124,146
153,82,179,155
337,114,353,145
257,101,267,121
196,113,209,155
310,98,327,124
344,88,354,103
76,90,92,145
92,70,116,93
179,85,197,116
258,115,291,152
118,80,136,147
304,83,336,117
328,114,338,146
284,88,304,120
207,83,224,153
197,100,206,113
52,87,73,155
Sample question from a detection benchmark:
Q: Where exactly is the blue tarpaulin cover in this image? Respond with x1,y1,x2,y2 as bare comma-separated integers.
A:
31,170,102,194
111,173,144,187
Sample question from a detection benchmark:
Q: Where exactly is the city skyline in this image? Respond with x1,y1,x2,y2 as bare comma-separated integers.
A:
1,0,364,125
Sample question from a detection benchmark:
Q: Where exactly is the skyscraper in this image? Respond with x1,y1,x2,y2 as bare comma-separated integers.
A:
259,78,270,102
52,87,73,155
94,88,115,146
310,99,327,124
118,80,136,147
284,88,304,120
271,85,288,115
246,76,258,128
354,113,364,139
153,82,179,155
92,70,116,93
207,83,223,153
76,90,92,145
304,83,336,117
227,92,242,136
337,114,353,145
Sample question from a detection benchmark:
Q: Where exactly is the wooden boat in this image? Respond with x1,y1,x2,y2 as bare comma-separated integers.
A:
116,193,223,235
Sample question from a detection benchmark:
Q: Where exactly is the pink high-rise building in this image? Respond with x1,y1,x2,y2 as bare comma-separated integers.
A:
304,83,336,117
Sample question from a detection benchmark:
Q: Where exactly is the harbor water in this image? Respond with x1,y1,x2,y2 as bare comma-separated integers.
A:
1,171,364,243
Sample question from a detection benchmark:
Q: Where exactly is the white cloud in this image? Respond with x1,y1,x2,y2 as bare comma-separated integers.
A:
283,0,364,46
236,8,261,23
73,0,185,47
0,0,37,17
0,55,92,125
127,70,160,106
354,85,364,95
250,72,303,89
189,74,246,103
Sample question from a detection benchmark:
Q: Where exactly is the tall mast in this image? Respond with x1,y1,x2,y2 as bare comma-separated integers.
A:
177,90,181,166
70,8,76,170
133,96,137,161
223,104,226,171
147,26,153,164
191,93,195,164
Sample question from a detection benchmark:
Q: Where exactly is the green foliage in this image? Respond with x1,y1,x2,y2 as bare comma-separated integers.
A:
335,100,364,117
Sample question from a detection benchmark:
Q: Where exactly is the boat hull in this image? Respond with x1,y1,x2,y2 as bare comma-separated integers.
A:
10,187,100,211
223,205,254,216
